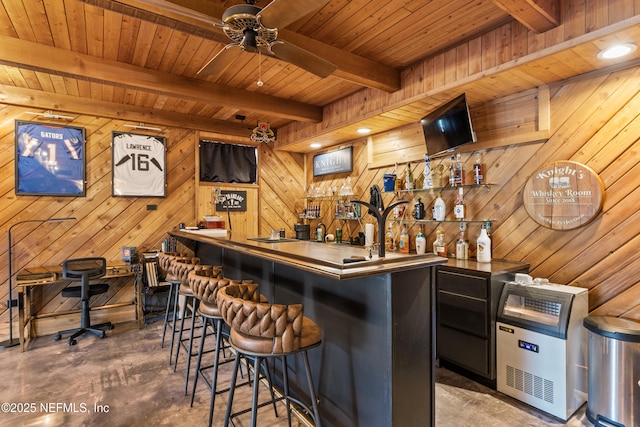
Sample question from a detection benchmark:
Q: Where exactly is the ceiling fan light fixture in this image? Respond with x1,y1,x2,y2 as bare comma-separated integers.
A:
598,43,637,59
243,29,258,52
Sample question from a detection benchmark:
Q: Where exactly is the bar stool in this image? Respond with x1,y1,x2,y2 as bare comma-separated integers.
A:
164,255,200,363
189,271,276,426
172,260,221,395
217,282,323,427
157,252,186,349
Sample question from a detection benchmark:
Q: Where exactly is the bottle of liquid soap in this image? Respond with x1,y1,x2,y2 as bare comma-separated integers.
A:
415,226,426,254
476,224,492,263
399,224,410,254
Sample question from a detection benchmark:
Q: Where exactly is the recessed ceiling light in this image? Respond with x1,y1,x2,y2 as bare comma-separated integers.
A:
598,43,637,59
310,143,322,148
357,127,371,134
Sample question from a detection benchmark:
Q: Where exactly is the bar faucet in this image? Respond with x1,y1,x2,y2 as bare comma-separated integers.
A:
349,199,409,257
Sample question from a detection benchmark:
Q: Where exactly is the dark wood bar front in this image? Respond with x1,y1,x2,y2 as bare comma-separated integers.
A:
171,229,446,427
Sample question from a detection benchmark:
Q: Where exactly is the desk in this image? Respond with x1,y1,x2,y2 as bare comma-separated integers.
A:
16,264,140,352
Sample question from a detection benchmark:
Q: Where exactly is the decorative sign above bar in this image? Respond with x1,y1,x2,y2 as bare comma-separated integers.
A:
215,190,247,212
313,146,353,176
523,160,605,230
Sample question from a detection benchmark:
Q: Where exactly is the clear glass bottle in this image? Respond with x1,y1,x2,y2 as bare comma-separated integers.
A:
454,187,466,220
449,155,456,186
423,154,432,189
405,162,414,190
456,226,469,260
433,230,447,257
454,152,464,186
385,223,396,251
473,153,484,185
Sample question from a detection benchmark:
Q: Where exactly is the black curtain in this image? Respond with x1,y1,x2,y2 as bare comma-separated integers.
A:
199,141,257,183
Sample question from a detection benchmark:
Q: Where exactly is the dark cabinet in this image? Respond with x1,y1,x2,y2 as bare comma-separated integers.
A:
436,259,529,386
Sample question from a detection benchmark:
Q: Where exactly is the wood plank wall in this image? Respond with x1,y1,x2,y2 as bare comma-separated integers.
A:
301,64,640,320
2,67,640,334
0,109,200,334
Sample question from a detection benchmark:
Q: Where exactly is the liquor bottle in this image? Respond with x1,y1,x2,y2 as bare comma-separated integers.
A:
454,187,466,220
423,154,432,189
454,152,464,186
432,194,446,221
399,224,410,254
405,162,414,190
394,163,402,191
415,226,426,254
473,153,484,184
449,155,456,186
433,231,447,257
455,224,469,260
477,224,492,263
385,223,396,251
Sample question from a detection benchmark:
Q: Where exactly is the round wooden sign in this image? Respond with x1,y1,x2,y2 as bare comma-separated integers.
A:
523,160,605,230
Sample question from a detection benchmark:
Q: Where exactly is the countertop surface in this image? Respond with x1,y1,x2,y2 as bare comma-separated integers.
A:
440,257,530,275
170,229,447,280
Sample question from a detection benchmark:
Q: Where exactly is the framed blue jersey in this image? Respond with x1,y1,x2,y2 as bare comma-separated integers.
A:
15,121,86,196
112,131,166,197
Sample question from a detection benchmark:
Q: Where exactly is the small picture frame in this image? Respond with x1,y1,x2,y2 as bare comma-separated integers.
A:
15,120,86,196
112,131,167,197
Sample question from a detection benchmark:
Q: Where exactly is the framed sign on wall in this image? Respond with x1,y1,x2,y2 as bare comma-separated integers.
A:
15,120,86,196
112,132,167,197
523,160,605,230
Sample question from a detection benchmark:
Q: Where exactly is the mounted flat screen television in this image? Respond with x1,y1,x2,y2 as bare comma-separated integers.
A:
421,93,476,157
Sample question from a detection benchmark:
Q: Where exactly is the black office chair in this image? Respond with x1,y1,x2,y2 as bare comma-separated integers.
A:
53,257,114,346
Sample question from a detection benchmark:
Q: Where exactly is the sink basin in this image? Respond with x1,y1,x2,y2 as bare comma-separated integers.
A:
247,237,299,243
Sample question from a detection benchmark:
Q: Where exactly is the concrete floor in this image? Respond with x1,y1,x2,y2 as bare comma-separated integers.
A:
0,318,593,427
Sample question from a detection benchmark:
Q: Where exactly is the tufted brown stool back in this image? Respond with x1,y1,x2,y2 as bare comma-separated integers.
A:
157,252,186,281
218,283,322,354
186,271,259,424
217,283,323,427
160,255,200,351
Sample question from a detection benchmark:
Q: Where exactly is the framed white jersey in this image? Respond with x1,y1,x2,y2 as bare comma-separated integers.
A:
112,131,166,197
15,121,86,196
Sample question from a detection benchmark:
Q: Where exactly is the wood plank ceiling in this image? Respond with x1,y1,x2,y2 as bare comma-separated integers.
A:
0,0,635,151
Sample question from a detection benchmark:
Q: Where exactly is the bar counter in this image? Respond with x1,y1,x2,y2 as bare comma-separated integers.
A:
170,229,447,427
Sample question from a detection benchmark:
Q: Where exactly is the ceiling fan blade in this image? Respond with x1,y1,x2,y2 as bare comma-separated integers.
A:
197,44,243,76
270,41,337,78
258,0,331,29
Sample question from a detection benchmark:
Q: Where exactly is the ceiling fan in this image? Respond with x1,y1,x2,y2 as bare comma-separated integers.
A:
197,0,337,78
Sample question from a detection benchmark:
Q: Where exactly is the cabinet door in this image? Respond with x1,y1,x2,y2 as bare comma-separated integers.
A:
437,269,488,299
437,324,490,377
438,290,489,337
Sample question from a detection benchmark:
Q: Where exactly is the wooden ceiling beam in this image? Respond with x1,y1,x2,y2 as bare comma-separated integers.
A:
492,0,561,33
0,84,253,137
0,35,322,122
119,0,400,92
